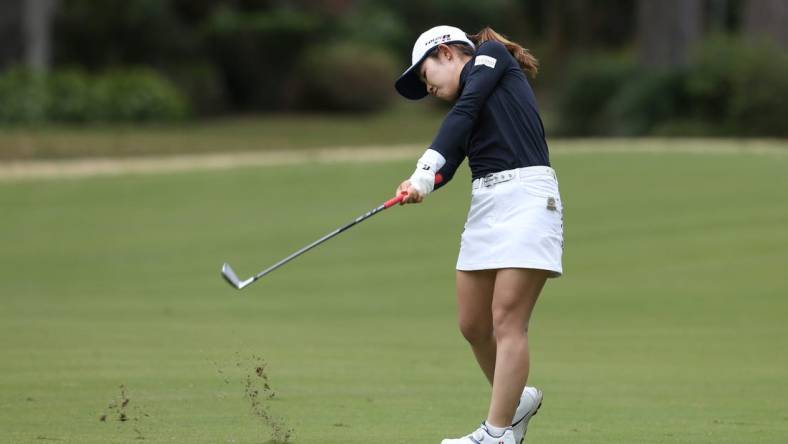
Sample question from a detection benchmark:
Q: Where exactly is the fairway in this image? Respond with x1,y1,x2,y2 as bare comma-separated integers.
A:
1,143,787,443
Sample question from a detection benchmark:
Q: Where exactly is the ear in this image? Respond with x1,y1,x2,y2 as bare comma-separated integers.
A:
436,44,453,61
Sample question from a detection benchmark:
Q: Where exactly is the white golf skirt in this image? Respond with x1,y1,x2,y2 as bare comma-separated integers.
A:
456,166,564,277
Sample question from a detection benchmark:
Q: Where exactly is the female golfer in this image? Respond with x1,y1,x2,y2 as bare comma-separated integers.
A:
394,25,563,444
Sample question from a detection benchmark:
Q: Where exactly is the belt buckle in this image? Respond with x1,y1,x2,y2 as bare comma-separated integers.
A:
483,172,515,187
481,171,517,188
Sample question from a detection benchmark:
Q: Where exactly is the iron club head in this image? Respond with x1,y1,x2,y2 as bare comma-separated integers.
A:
221,263,253,290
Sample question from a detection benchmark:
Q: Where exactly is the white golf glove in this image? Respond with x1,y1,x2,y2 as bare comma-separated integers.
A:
409,149,446,195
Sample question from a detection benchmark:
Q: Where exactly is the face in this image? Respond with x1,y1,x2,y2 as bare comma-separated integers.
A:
418,45,467,102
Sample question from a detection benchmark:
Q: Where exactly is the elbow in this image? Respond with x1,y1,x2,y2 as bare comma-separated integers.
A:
434,170,455,190
451,106,479,123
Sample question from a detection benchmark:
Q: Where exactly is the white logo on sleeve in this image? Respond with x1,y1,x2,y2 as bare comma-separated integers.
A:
475,55,497,69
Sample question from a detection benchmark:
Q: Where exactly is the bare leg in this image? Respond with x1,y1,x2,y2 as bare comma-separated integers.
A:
486,268,548,428
456,270,497,384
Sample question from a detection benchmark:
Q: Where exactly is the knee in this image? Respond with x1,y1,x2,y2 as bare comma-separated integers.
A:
492,306,529,339
458,318,493,345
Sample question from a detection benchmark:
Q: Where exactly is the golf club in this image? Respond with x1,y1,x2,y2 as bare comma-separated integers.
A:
222,174,443,290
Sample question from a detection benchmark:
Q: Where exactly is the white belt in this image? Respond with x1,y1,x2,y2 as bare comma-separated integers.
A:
472,166,555,189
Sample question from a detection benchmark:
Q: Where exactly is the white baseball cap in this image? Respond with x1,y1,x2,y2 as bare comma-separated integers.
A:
395,25,475,100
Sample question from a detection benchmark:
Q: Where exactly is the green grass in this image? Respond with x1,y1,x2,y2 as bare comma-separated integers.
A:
0,102,447,160
1,143,787,443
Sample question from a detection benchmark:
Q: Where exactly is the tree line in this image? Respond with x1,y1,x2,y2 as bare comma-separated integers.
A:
0,0,786,135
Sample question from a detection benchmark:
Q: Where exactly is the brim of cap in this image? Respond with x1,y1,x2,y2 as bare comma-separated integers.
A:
394,54,430,100
394,39,474,100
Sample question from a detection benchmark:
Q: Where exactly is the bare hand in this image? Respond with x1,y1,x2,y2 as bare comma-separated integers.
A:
395,179,424,205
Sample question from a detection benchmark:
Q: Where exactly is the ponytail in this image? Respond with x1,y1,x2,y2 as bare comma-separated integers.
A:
468,27,539,78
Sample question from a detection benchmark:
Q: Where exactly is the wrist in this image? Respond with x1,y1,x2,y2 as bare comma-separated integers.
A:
409,149,445,196
409,168,435,195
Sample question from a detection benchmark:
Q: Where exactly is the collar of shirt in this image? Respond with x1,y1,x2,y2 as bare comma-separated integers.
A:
457,58,474,95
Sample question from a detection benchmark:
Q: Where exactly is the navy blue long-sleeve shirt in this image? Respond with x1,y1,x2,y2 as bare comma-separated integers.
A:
431,40,550,188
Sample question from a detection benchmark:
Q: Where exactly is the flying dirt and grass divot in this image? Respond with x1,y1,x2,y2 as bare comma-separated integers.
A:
215,354,294,443
98,385,148,440
243,357,293,444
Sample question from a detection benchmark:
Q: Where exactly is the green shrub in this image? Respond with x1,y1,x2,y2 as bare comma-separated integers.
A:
205,6,323,110
687,36,788,137
684,38,732,124
336,3,408,53
605,70,687,136
0,67,190,124
92,69,189,122
555,37,788,137
293,42,398,113
166,62,228,115
47,69,96,122
555,53,639,135
0,68,50,124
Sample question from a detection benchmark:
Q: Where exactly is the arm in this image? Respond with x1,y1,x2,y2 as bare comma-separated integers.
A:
401,42,509,200
399,42,511,203
433,147,464,191
398,146,465,204
430,41,512,158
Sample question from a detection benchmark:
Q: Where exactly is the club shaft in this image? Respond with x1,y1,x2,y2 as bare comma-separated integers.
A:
250,203,388,282
231,173,443,289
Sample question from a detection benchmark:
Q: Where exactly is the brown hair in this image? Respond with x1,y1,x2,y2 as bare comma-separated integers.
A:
457,27,539,78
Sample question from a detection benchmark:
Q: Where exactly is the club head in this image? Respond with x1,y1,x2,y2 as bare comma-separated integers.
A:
221,263,253,290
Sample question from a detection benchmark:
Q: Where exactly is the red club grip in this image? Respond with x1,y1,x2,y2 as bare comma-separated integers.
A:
384,173,443,208
383,194,404,209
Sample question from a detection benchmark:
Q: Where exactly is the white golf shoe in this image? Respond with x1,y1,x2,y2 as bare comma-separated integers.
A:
511,387,543,444
441,423,516,444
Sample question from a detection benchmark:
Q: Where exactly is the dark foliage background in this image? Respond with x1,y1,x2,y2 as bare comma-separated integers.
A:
1,0,786,134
